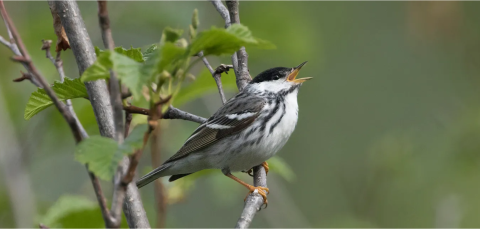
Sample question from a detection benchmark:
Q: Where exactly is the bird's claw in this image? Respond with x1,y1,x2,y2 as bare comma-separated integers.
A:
244,186,269,208
261,161,269,174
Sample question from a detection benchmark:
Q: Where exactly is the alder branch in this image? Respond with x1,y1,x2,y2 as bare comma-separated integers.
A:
53,1,150,228
225,0,251,91
211,1,269,227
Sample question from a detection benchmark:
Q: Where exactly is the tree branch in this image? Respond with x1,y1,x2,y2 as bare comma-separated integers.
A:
211,1,268,227
53,1,150,228
225,0,251,91
235,166,268,228
41,40,87,138
162,105,207,124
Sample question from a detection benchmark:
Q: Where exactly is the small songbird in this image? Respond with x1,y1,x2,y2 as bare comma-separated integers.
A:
137,61,311,204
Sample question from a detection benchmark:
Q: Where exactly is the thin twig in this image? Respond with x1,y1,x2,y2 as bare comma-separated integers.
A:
225,0,251,91
198,51,231,104
0,0,82,142
41,40,87,138
163,105,207,124
124,105,150,115
210,0,238,72
235,166,268,229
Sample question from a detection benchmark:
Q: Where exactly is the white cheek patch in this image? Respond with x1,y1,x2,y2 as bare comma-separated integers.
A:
226,112,256,120
248,80,293,93
207,124,232,129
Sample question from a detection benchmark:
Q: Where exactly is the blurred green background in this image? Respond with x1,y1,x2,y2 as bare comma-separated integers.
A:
2,1,480,228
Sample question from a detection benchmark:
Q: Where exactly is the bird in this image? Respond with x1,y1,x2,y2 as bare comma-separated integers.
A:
137,61,311,205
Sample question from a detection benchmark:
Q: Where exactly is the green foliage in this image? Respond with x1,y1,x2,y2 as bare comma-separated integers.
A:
114,46,145,62
96,46,145,62
142,44,158,60
39,195,102,228
24,78,88,120
188,24,275,56
81,51,146,100
173,68,237,106
75,124,148,181
162,27,184,43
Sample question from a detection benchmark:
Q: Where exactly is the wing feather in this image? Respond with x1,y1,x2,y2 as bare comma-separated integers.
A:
164,96,265,163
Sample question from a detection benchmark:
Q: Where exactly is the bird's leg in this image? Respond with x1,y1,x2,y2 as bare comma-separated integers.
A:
224,173,269,205
261,161,269,174
244,161,269,177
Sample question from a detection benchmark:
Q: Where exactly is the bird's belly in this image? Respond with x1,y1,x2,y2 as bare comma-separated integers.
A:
222,106,298,172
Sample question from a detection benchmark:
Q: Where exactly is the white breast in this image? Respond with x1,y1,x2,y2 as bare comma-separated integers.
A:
223,90,300,172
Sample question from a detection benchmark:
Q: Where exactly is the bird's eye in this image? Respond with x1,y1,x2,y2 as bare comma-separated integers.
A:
273,75,279,80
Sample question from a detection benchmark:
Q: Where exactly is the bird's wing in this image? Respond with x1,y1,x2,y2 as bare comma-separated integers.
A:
164,95,266,163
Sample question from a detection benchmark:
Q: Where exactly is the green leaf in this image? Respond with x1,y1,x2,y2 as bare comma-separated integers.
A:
96,46,145,62
81,51,146,99
74,136,120,181
267,156,296,182
74,124,148,181
173,68,237,107
158,42,187,73
163,27,184,43
39,195,101,228
114,46,145,62
188,24,275,56
24,78,88,120
142,44,158,61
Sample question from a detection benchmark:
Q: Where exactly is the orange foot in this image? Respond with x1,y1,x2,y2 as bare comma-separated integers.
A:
244,185,269,207
246,161,270,177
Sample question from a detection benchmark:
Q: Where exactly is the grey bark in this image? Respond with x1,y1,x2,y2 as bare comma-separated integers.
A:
54,1,150,228
235,166,268,229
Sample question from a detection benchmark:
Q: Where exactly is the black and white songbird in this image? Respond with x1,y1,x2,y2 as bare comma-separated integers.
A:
137,61,311,204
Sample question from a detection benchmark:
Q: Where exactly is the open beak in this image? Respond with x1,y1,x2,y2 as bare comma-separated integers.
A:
287,61,312,84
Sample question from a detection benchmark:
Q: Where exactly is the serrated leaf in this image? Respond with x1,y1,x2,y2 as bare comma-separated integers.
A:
173,68,237,106
115,46,144,62
75,136,120,180
163,27,184,43
96,46,145,62
24,78,88,120
75,125,148,181
267,156,296,182
81,51,146,100
40,195,99,228
188,24,275,56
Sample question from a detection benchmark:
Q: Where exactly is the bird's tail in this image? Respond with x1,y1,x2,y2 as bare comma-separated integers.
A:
136,163,171,188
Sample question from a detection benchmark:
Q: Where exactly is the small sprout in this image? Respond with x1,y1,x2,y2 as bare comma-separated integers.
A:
192,9,199,29
186,73,196,82
189,25,196,40
175,69,185,79
175,38,188,48
159,70,171,80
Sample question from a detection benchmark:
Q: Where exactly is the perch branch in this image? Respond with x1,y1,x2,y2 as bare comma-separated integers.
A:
54,1,150,228
226,0,251,91
212,1,269,227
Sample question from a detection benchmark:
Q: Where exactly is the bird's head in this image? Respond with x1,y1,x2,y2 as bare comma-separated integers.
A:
247,61,311,94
